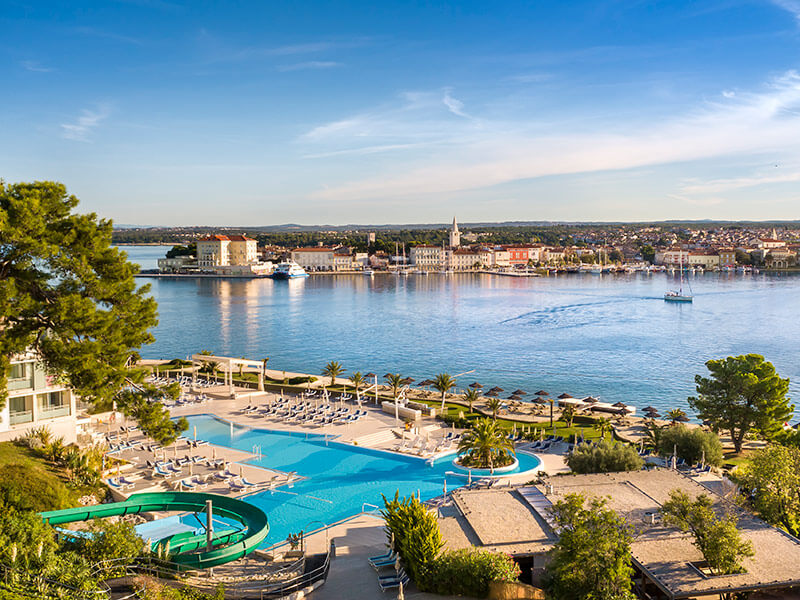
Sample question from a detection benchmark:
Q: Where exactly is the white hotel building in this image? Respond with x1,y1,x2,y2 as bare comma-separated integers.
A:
2,352,78,443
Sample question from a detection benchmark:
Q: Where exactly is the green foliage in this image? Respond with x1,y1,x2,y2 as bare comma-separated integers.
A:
734,445,800,536
0,181,182,442
462,388,481,412
566,441,643,474
485,397,502,420
561,404,576,427
0,500,58,572
640,244,656,263
543,493,636,600
348,371,365,397
134,577,225,599
165,243,196,259
431,373,457,411
666,408,687,423
384,373,405,400
661,490,754,575
381,492,443,585
0,464,75,512
689,354,793,452
321,360,345,386
457,418,515,470
657,425,723,466
63,518,145,574
427,548,520,598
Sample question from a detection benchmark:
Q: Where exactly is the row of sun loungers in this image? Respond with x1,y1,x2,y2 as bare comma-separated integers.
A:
368,551,411,592
393,435,455,457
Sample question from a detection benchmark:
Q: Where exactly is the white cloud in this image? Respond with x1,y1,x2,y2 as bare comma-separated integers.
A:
722,89,736,98
301,70,800,202
60,106,111,142
772,0,800,21
679,168,800,195
442,89,469,117
277,61,343,72
21,60,53,73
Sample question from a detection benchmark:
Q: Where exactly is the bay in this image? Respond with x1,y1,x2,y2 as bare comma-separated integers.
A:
119,245,800,418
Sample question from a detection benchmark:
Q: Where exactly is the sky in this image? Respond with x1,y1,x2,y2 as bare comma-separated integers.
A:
3,0,800,226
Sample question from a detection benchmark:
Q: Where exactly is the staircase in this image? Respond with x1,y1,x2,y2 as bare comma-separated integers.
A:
352,428,398,448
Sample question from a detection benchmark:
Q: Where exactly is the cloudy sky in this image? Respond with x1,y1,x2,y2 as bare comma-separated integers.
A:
3,1,800,225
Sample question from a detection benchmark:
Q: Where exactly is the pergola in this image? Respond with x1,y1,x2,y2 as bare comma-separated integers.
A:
190,354,266,395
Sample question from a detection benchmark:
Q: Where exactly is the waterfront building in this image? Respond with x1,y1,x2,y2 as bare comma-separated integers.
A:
543,247,566,264
291,247,336,271
449,248,483,270
491,247,511,268
2,352,78,443
655,248,689,266
196,234,258,268
410,245,444,270
718,248,736,267
687,250,720,269
764,248,797,269
197,235,230,268
157,255,196,273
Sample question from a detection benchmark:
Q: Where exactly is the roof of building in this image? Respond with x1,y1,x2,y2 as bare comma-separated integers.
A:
227,234,255,242
440,469,800,599
291,247,335,252
198,235,230,241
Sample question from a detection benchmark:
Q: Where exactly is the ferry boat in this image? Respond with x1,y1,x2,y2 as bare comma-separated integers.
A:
271,262,309,280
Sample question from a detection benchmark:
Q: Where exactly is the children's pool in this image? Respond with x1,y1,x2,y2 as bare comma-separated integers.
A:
184,415,542,547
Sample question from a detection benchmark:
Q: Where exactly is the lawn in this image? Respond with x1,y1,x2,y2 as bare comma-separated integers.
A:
0,442,105,512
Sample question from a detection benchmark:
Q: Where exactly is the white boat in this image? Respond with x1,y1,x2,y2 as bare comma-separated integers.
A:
271,261,308,279
363,269,375,276
665,252,692,302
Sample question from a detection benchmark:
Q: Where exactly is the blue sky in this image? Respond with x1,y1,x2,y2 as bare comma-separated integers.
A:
3,1,800,225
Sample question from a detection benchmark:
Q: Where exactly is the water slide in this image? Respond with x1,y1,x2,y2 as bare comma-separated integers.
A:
40,491,269,570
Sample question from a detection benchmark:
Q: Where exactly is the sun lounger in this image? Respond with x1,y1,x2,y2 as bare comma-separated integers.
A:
379,572,410,591
228,480,246,492
368,550,396,565
371,556,400,570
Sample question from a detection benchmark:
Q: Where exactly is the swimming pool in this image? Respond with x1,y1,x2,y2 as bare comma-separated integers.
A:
185,415,542,547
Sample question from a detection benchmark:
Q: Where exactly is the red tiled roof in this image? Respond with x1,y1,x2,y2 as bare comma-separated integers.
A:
199,235,230,241
292,247,335,252
228,235,255,242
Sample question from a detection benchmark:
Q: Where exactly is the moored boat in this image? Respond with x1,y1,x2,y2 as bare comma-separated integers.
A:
271,261,309,279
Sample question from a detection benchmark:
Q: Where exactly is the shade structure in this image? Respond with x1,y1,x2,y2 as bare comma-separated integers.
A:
536,390,550,397
485,390,499,397
508,394,522,401
645,410,661,419
489,386,504,393
584,396,599,404
534,396,549,404
417,379,433,386
643,406,658,412
557,392,572,399
675,415,690,423
383,373,394,379
612,402,627,408
512,389,527,396
469,382,483,389
365,372,376,378
401,377,414,385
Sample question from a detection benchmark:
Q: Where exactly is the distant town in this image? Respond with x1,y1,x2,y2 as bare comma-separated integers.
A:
125,219,800,276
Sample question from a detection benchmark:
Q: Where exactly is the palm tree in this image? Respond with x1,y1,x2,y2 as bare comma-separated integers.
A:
322,361,345,387
384,373,405,402
548,397,556,430
596,417,611,440
432,373,457,412
666,408,687,424
349,371,365,401
457,418,515,470
643,420,663,450
462,388,481,414
561,404,576,428
485,397,503,420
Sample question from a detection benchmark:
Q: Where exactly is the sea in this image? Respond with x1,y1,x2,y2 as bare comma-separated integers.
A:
120,245,800,419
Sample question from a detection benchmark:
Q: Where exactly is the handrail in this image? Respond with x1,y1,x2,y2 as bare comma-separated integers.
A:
362,502,381,513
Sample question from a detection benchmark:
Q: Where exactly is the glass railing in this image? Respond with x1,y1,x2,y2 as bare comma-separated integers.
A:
9,410,33,425
38,405,71,420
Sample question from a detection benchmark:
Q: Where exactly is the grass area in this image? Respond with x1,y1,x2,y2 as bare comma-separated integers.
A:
722,450,754,470
0,442,105,511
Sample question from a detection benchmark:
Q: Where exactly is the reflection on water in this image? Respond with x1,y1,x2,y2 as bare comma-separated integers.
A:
124,247,800,416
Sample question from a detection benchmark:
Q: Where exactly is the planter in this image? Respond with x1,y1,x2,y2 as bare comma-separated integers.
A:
452,454,519,475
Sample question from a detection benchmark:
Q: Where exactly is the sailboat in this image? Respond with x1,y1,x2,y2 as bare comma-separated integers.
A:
664,251,693,302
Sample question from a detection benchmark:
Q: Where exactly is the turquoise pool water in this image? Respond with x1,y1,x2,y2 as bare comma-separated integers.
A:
185,415,541,547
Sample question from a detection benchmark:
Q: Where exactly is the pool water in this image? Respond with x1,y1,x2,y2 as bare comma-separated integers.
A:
185,415,541,547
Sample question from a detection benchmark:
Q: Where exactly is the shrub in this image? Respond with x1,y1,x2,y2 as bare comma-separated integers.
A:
427,548,520,598
440,414,471,429
381,492,443,585
566,441,643,474
657,425,722,466
63,518,145,575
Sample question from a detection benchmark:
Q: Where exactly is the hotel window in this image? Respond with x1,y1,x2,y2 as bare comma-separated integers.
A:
9,395,33,425
9,362,31,380
39,391,70,419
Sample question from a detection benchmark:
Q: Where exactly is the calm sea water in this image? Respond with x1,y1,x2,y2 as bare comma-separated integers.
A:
120,245,800,418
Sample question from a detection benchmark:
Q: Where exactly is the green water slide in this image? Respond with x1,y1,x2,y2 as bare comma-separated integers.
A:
40,491,269,570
